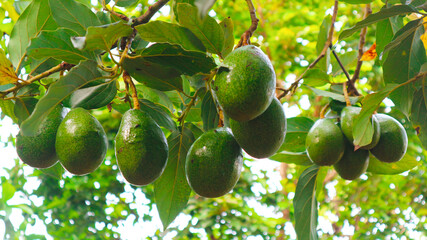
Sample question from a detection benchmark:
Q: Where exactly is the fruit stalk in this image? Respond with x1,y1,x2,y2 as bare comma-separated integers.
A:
236,0,259,48
123,71,140,110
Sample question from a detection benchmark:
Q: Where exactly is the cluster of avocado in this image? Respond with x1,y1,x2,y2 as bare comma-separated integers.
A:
185,45,287,198
305,106,408,180
16,107,108,176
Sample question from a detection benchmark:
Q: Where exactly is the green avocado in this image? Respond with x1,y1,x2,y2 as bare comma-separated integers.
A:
55,108,108,175
115,109,168,186
334,139,369,180
306,118,345,166
229,98,286,159
340,106,380,150
185,128,243,198
213,45,276,122
370,114,408,163
16,105,64,169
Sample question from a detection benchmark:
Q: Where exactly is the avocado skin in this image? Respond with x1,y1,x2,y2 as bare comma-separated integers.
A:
370,114,408,163
16,105,64,169
306,119,345,166
55,108,108,175
115,109,168,186
213,45,276,122
334,139,369,180
340,106,380,150
230,98,286,159
185,128,243,198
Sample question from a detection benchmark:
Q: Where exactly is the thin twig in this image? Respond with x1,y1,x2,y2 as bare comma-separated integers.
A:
277,0,339,100
236,0,259,48
132,0,170,26
320,103,330,119
330,46,361,96
351,4,372,84
1,63,74,98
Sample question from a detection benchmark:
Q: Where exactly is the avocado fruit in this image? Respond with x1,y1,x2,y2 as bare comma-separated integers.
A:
370,114,408,163
334,139,369,180
185,128,243,198
55,108,108,175
16,105,64,168
306,118,345,166
213,45,276,122
229,97,286,159
115,109,168,186
340,106,380,150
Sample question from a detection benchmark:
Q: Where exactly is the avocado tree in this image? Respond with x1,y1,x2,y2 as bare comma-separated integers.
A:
0,0,427,239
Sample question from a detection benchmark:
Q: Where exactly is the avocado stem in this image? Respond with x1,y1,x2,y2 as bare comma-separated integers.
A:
343,82,351,107
320,103,330,119
236,0,259,48
123,71,140,110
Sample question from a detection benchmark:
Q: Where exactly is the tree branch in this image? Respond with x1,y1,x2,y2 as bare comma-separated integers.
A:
351,4,372,84
278,0,339,100
123,71,140,110
132,0,170,26
0,62,74,98
330,46,360,96
236,0,259,48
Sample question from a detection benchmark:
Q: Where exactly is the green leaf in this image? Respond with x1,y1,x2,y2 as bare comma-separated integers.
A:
277,117,314,153
173,0,196,22
201,90,219,131
122,56,183,91
352,85,396,147
270,151,313,166
8,0,58,67
367,154,420,175
136,21,206,52
219,17,234,58
49,0,101,36
14,97,38,125
177,3,225,57
294,165,319,240
2,181,16,202
376,14,403,56
71,21,133,51
302,69,330,87
139,43,217,76
339,5,419,40
139,99,177,131
115,0,139,7
38,162,64,179
20,60,104,136
62,80,117,110
287,117,315,132
383,19,426,116
195,0,216,18
0,99,18,123
383,19,426,81
27,28,95,65
154,128,195,230
136,85,174,112
316,15,331,72
306,86,360,104
410,84,427,149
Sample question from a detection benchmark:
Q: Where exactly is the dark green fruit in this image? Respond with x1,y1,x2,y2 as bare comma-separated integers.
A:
306,119,345,166
185,128,243,198
334,139,369,180
370,114,408,163
340,106,380,150
16,105,64,168
213,45,276,122
55,108,108,175
230,98,286,159
115,109,168,186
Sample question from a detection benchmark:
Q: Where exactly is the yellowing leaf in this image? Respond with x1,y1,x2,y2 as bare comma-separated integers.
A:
361,42,377,61
422,17,427,53
0,48,19,85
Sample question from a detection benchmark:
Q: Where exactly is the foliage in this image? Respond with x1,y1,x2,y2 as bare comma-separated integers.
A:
0,0,427,239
